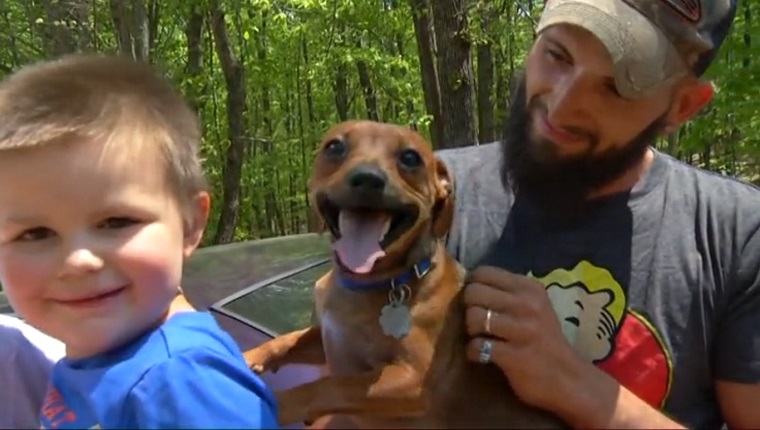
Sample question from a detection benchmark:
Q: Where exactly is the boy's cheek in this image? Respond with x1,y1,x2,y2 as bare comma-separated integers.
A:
0,253,50,297
117,225,186,282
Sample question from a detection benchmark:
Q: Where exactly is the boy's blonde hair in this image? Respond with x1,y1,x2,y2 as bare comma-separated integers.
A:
0,54,206,212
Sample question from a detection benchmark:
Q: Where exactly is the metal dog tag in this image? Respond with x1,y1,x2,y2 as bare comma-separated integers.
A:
379,303,411,339
379,282,413,339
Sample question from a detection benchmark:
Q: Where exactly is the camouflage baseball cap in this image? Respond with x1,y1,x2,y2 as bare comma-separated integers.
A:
536,0,738,99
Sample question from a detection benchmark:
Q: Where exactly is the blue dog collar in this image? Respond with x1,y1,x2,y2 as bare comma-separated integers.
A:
337,257,433,291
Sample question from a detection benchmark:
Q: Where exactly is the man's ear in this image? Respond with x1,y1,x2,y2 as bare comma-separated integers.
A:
666,79,714,130
183,191,211,258
431,157,455,239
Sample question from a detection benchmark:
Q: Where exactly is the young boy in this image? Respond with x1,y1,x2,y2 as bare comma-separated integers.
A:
0,54,279,429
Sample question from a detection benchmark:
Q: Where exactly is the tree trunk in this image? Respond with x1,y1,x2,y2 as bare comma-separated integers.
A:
301,35,321,233
184,5,205,114
109,0,153,61
431,0,478,148
476,1,496,143
334,62,349,121
409,0,443,148
356,39,379,121
256,9,286,236
40,0,90,56
209,0,248,244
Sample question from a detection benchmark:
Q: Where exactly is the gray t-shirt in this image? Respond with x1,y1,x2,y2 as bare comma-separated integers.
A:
0,315,65,429
436,142,760,430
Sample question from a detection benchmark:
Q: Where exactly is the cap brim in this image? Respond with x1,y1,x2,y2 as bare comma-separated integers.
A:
537,0,688,99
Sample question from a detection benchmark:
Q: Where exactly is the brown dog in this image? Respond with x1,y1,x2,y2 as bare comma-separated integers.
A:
243,120,564,429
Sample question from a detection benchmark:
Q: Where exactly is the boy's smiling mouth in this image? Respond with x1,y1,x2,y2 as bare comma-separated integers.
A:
53,286,128,308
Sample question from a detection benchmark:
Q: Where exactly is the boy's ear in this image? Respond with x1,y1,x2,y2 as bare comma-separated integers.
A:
183,191,211,257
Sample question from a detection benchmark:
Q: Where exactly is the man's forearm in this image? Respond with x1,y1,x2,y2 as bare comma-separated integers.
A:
552,358,685,429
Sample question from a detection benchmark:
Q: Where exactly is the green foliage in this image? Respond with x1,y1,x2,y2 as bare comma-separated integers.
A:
0,0,756,242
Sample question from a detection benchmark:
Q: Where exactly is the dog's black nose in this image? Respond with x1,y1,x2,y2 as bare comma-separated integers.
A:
346,164,387,191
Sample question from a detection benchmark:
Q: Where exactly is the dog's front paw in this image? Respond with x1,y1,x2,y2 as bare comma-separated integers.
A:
243,346,280,374
248,359,281,375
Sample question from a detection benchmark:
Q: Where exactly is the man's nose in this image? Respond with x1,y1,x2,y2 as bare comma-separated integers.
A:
546,74,585,124
58,247,104,278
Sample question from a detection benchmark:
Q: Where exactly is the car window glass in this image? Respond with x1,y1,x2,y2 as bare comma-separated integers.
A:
182,233,331,310
219,262,329,335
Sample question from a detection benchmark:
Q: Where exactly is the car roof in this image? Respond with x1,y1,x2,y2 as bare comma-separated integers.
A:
182,233,332,345
182,233,331,309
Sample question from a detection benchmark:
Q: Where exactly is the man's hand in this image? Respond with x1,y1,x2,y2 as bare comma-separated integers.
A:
462,265,577,410
462,266,685,429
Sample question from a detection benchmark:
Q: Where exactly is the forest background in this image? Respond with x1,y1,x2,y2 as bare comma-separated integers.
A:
0,0,756,246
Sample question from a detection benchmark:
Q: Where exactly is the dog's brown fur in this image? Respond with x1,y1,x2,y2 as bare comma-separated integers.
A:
243,120,564,429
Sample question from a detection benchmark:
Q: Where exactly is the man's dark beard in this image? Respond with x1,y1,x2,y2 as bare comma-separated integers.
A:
500,76,667,225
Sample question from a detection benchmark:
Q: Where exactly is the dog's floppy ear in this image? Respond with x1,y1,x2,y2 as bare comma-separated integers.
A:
308,206,328,234
431,157,455,238
306,188,328,234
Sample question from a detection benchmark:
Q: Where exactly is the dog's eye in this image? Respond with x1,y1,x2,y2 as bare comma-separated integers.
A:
323,138,347,159
398,149,423,169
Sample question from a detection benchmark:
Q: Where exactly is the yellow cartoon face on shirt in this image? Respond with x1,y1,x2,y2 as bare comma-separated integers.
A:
529,260,673,409
545,282,616,361
529,260,626,362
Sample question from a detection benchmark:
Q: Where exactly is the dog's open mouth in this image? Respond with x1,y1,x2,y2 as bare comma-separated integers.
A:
317,194,418,274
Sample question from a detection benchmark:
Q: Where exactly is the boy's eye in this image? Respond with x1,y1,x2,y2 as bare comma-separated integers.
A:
98,217,140,230
16,227,55,242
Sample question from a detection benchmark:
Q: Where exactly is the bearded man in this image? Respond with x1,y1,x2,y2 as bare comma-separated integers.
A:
437,0,760,428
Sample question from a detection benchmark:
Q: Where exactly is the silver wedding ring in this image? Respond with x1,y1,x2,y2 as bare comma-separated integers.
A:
478,339,493,364
484,308,494,335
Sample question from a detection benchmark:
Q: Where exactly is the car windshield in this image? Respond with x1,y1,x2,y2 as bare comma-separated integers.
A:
182,233,332,336
214,261,330,336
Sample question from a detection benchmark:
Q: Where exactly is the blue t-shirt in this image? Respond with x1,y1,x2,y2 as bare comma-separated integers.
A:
39,311,279,429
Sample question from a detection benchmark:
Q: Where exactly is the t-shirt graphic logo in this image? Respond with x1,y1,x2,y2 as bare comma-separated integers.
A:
39,385,101,429
529,260,674,408
40,387,77,429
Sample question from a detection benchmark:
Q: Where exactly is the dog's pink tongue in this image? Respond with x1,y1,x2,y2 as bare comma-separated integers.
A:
333,211,388,274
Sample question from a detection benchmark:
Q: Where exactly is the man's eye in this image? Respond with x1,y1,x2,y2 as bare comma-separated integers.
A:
16,227,55,242
604,82,624,98
98,217,140,230
546,48,565,62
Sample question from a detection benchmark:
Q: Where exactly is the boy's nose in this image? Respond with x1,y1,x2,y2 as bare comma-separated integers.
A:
58,248,104,278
